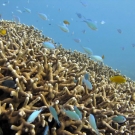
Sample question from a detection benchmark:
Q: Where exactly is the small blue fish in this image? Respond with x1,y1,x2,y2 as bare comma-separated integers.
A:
117,29,122,34
112,115,126,124
58,24,69,32
80,45,93,56
83,73,92,90
64,109,80,120
43,42,55,49
83,78,92,90
16,9,22,13
132,43,135,47
90,55,103,63
73,38,81,43
84,73,89,80
49,106,60,126
89,114,100,135
12,15,20,24
43,125,49,135
24,7,31,13
0,14,2,20
100,20,105,24
27,108,43,123
38,13,48,20
76,13,82,18
82,29,86,34
74,106,82,119
80,1,88,7
83,19,98,31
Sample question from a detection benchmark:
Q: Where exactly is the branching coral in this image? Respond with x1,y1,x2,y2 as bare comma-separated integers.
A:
0,20,135,135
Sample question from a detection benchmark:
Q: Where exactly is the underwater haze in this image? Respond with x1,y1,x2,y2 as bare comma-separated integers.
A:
0,0,135,80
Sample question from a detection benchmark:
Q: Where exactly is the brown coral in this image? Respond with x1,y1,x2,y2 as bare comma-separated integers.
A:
0,20,135,135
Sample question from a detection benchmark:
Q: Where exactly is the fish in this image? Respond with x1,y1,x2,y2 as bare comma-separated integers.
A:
38,13,48,20
24,7,31,13
43,42,55,49
16,9,22,13
74,106,82,119
0,14,2,19
90,55,103,63
132,43,135,47
84,73,89,80
76,13,83,18
102,55,105,59
83,78,93,90
2,1,9,6
2,3,6,6
83,19,98,31
64,109,80,120
3,1,9,4
110,75,126,84
58,24,69,32
112,115,126,124
2,80,16,89
58,8,61,12
100,20,105,24
82,29,86,34
117,29,122,34
0,29,7,36
121,47,125,51
43,125,49,135
89,114,100,135
63,20,70,25
49,106,60,126
73,38,81,43
80,45,93,56
83,73,92,90
12,15,20,24
27,108,43,123
80,1,88,7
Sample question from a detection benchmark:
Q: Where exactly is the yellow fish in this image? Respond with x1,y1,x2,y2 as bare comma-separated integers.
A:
0,29,7,36
102,55,105,59
110,75,126,84
63,20,70,25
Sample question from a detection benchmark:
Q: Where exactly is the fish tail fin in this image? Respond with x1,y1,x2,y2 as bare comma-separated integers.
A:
57,119,61,126
40,106,47,112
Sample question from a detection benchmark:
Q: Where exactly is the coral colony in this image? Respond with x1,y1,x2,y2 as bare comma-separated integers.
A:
0,20,135,135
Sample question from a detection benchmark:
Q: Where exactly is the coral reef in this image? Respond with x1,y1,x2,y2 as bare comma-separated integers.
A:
0,20,135,135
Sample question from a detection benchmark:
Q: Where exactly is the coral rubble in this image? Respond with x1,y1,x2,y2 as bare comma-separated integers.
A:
0,20,135,135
